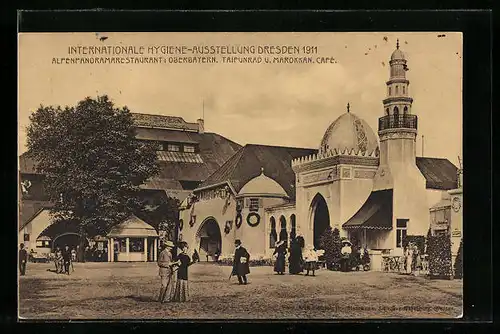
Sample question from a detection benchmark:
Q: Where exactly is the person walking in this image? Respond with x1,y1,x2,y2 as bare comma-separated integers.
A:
231,239,250,285
340,240,352,272
171,242,196,302
157,240,175,303
62,245,72,275
273,240,287,275
304,245,318,276
19,243,28,276
288,237,304,274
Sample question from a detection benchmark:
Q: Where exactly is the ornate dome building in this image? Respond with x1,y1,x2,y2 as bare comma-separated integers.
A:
177,42,460,268
319,106,379,156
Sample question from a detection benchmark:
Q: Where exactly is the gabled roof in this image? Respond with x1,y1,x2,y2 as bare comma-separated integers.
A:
197,144,317,200
107,214,158,237
416,157,458,190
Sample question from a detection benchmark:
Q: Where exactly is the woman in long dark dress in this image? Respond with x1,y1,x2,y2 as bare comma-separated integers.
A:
273,240,287,275
171,242,196,302
288,237,304,274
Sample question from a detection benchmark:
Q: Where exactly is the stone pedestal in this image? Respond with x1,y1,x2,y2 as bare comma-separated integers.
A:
369,250,383,271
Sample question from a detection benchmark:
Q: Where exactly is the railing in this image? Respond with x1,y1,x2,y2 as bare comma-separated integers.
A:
378,114,418,131
382,255,429,275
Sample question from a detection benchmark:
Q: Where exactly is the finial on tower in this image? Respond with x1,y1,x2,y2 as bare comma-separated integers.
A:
347,102,350,113
396,39,399,49
261,167,264,175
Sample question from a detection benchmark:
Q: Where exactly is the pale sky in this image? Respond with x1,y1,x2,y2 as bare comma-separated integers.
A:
18,32,462,166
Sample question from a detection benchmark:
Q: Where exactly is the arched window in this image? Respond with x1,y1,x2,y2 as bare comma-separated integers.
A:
385,108,389,116
394,106,399,116
395,86,399,94
388,87,391,96
279,216,288,247
290,214,296,240
403,106,408,115
269,217,277,248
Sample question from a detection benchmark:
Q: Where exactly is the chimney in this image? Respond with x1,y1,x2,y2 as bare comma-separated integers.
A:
197,118,204,134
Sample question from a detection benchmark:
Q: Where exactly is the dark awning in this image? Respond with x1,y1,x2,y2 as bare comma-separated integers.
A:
343,189,393,230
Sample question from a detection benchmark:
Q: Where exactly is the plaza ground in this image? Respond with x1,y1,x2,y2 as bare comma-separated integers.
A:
19,262,462,319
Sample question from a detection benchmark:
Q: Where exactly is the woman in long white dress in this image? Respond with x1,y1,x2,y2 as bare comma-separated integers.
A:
405,243,414,275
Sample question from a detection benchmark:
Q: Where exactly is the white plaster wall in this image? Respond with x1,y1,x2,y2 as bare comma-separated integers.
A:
449,190,463,265
18,209,54,253
265,206,296,258
427,189,449,208
179,196,236,257
339,175,374,226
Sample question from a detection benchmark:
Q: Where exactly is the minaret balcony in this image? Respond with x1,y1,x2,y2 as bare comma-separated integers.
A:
378,114,418,132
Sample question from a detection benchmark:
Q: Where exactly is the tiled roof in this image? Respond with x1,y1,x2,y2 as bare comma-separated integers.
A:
197,144,317,200
157,151,204,164
132,113,199,131
140,179,183,191
416,157,458,190
135,127,198,143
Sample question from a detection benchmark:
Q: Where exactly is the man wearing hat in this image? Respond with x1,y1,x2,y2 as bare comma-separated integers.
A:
231,239,250,284
19,243,28,276
157,240,175,303
340,239,352,272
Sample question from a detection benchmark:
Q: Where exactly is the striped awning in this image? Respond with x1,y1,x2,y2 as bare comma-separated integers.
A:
157,151,204,164
343,189,393,230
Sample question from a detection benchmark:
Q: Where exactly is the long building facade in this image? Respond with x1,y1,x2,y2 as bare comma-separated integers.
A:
178,43,461,269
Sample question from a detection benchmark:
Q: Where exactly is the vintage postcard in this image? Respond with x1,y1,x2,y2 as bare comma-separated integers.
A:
18,32,463,319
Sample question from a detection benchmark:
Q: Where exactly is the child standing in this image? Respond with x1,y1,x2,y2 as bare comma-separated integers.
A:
304,245,318,276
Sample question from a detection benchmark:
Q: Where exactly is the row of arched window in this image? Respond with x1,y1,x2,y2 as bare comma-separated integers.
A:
269,214,296,248
385,105,409,116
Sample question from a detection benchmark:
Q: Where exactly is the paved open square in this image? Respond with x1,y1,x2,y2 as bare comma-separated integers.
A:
19,262,462,319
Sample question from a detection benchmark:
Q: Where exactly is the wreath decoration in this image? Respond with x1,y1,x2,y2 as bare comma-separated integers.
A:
247,212,261,227
178,219,184,231
235,213,243,229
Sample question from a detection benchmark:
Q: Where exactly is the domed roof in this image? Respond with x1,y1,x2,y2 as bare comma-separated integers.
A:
238,169,288,198
390,40,406,60
319,109,379,154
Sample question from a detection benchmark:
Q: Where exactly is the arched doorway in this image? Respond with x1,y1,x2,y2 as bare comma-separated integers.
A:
53,233,82,251
310,193,330,249
196,218,222,262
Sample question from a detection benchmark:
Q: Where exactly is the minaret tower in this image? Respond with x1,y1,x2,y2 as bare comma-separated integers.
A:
373,40,429,244
377,39,418,174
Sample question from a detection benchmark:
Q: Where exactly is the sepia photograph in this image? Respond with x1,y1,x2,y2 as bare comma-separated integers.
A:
18,32,463,319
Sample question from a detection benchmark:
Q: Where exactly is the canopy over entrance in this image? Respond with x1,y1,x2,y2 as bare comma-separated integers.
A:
343,189,393,230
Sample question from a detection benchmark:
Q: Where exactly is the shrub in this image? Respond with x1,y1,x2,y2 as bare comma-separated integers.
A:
454,238,463,279
427,234,453,279
319,227,343,270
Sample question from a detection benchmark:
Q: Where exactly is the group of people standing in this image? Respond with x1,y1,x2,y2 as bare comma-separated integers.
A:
403,242,423,275
157,238,252,303
54,245,73,275
272,235,322,276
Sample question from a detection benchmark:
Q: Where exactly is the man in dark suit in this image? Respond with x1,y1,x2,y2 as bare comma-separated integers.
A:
62,245,72,275
19,243,28,276
231,239,250,285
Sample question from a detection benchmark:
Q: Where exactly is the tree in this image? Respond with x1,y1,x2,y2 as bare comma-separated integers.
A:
27,95,160,260
319,227,343,270
454,238,463,279
139,194,180,241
